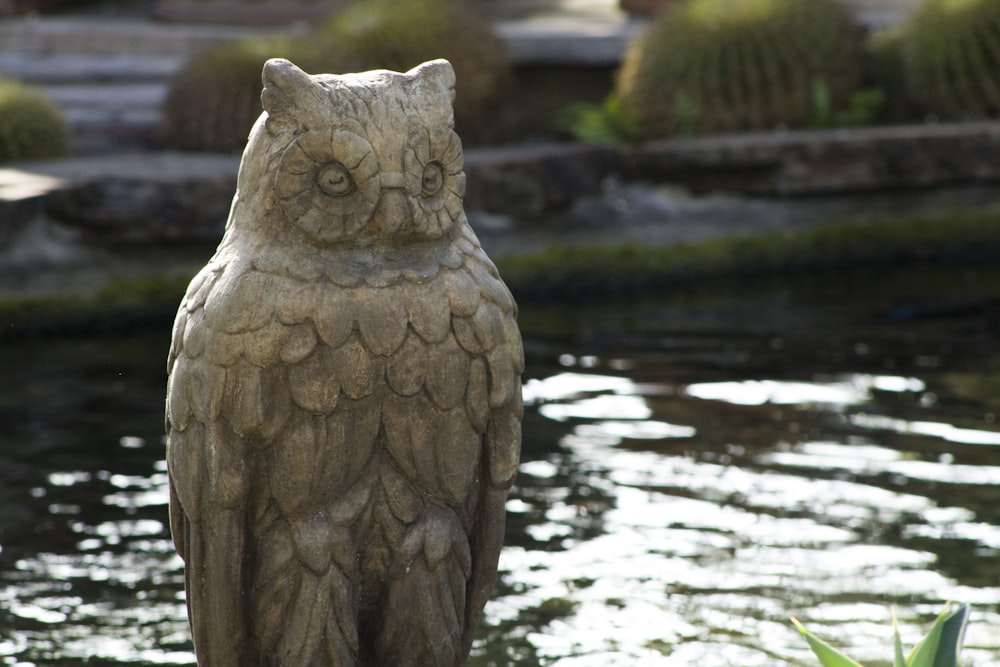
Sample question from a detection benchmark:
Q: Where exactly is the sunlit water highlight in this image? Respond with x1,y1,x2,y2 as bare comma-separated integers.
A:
2,268,1000,666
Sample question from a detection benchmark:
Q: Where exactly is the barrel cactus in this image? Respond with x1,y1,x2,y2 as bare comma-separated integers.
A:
315,0,509,134
161,0,508,151
160,37,340,153
897,0,1000,119
0,79,71,162
616,0,866,139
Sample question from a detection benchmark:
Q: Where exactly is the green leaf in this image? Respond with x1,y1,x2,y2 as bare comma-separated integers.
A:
906,603,969,667
892,611,907,667
907,614,943,667
938,604,970,667
791,618,866,667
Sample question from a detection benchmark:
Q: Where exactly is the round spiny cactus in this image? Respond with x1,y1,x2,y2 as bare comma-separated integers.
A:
898,0,1000,119
616,0,865,139
0,79,71,162
316,0,509,130
161,0,507,152
160,37,343,153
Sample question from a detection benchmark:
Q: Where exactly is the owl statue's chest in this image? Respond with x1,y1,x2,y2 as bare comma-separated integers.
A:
190,226,516,491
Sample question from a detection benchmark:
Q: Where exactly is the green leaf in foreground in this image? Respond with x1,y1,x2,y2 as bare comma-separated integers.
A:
791,617,865,667
893,611,907,667
906,603,969,667
794,603,970,667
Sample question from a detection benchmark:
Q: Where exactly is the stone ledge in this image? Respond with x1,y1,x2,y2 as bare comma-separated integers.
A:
0,153,240,244
3,121,999,249
465,143,622,217
627,121,1000,196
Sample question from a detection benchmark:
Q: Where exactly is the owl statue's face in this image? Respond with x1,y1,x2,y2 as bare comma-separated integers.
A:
244,58,466,247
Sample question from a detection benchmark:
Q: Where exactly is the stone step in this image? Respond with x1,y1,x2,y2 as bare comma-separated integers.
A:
0,16,281,57
37,82,167,152
0,52,184,84
0,19,261,152
5,51,172,146
0,21,254,153
41,82,165,124
0,10,634,67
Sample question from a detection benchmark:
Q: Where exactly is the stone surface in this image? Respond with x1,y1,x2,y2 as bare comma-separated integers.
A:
628,121,1000,196
164,58,522,666
5,119,1000,260
465,142,622,216
1,153,240,243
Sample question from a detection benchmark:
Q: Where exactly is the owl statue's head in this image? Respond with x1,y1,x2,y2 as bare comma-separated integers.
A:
237,57,466,247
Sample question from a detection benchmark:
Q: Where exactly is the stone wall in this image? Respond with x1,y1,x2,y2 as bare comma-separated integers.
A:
628,121,1000,197
3,121,1000,250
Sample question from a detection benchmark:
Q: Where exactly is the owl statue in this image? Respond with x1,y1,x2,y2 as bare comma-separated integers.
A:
165,58,523,666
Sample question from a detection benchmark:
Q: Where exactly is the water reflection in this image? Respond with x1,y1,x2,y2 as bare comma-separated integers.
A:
2,268,1000,666
484,271,1000,666
0,337,192,666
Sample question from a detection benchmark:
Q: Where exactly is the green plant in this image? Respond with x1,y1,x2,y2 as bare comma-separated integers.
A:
810,79,886,129
557,94,638,143
616,0,866,139
315,0,509,131
897,0,1000,119
160,37,314,153
793,603,970,667
161,0,508,152
0,78,71,162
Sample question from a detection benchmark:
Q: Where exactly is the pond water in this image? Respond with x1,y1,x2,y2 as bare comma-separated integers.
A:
1,265,999,666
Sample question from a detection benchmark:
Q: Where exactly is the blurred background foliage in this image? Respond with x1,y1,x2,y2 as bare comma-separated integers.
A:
569,0,1000,142
6,0,1000,156
159,0,508,151
156,0,1000,152
615,0,867,139
897,0,1000,120
160,37,301,152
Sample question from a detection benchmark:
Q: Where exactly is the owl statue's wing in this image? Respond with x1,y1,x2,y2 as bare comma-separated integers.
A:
453,246,524,657
165,258,292,666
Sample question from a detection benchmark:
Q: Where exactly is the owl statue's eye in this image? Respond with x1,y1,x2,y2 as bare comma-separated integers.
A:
274,127,379,243
402,127,465,238
317,162,355,197
421,162,444,196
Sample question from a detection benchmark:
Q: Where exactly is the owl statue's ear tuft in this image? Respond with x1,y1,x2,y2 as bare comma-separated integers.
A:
409,59,456,101
261,58,318,123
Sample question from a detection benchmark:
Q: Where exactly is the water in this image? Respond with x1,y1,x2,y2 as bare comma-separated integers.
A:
1,265,999,666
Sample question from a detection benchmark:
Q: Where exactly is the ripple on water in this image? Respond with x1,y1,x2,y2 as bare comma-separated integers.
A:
3,279,1000,666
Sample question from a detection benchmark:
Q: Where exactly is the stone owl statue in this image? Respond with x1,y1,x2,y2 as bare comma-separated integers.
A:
165,58,522,666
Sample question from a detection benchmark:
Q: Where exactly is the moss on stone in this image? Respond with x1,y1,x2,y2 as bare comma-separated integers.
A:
0,276,188,341
497,212,1000,300
5,211,1000,337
